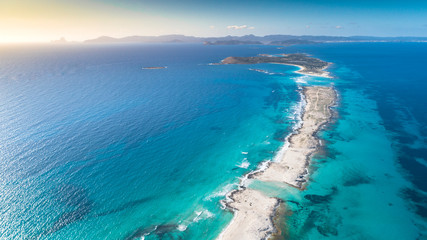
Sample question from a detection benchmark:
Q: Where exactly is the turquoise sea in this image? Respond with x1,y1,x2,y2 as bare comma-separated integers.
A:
0,43,426,239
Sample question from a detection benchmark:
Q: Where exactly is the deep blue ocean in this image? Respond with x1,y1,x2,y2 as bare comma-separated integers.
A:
0,42,426,239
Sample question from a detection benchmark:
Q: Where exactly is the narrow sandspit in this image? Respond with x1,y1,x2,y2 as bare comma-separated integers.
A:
255,86,336,188
217,86,336,240
217,189,281,240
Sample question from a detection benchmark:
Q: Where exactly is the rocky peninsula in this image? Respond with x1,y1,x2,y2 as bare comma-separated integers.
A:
220,53,331,78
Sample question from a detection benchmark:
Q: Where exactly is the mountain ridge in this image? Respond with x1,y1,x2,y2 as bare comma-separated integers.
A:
83,34,427,45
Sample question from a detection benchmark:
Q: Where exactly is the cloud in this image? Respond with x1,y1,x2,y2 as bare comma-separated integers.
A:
227,25,252,30
335,25,343,29
209,25,215,29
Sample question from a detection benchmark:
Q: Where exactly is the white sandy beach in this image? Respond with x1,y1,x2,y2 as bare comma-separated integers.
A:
280,63,332,78
217,189,280,240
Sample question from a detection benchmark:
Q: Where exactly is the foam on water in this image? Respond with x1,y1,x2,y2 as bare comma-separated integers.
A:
205,183,238,201
294,75,309,84
236,158,250,169
273,86,306,163
177,224,187,232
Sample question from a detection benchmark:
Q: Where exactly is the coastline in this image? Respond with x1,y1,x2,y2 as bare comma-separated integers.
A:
219,53,332,78
217,189,282,240
277,63,332,78
216,84,337,239
255,86,336,188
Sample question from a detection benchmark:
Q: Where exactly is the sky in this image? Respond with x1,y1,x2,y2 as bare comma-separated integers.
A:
1,0,427,43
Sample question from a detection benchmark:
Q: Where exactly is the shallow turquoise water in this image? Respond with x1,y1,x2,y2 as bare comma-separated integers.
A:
259,43,427,240
0,43,426,239
0,44,301,239
275,88,422,239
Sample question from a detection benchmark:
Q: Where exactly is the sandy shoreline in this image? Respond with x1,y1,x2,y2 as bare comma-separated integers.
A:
216,86,336,240
217,189,282,240
255,86,336,188
280,63,332,78
275,53,332,78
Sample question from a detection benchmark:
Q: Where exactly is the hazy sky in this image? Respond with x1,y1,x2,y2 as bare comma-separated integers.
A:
1,0,427,42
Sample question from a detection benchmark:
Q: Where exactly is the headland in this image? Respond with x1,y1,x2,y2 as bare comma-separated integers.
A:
220,53,331,78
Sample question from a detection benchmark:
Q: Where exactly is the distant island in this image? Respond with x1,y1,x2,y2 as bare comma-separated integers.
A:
83,34,427,46
204,40,263,45
219,53,331,78
269,39,316,46
205,39,316,46
142,66,167,69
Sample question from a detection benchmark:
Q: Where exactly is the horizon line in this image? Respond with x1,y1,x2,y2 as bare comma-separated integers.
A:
2,33,427,44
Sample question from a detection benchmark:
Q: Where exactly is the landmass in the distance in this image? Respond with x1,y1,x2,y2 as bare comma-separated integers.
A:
83,34,427,45
219,53,331,78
